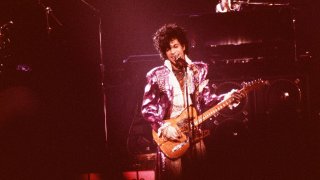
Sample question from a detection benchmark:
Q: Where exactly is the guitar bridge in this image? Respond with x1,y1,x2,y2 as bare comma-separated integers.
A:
172,140,189,152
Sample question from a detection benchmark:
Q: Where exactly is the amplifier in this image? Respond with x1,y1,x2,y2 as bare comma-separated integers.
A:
123,170,155,180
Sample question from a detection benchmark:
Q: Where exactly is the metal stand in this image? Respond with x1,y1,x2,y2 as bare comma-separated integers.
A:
290,5,298,62
79,0,108,144
38,1,63,35
184,66,195,147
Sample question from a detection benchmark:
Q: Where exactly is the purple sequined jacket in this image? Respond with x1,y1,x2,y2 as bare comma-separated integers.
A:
141,61,225,131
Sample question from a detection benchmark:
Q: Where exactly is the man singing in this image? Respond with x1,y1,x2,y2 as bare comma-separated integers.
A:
141,23,244,179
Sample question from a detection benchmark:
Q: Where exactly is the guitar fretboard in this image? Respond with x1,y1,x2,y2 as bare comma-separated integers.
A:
193,97,235,126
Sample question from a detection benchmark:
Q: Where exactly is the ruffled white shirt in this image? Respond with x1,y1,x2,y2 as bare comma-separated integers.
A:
164,55,195,118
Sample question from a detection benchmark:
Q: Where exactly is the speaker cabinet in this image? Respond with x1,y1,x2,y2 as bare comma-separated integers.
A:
254,76,305,116
249,75,310,179
251,75,308,140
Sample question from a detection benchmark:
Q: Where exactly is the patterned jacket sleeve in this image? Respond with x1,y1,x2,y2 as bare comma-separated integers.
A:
141,69,168,131
196,62,225,111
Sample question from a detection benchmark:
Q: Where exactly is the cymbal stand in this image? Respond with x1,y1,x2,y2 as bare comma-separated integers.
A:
79,0,108,144
38,0,63,35
291,5,298,62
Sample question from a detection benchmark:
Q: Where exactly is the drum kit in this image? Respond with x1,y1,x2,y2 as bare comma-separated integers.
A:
221,0,290,13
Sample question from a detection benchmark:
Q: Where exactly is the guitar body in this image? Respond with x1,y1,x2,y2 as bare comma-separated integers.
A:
152,106,198,159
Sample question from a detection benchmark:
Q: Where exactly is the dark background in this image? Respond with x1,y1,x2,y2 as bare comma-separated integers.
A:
0,0,319,179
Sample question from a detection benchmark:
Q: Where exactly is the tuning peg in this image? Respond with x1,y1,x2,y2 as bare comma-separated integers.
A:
265,80,270,86
241,82,247,87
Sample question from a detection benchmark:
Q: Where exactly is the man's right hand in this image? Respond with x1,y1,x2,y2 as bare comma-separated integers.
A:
158,123,181,141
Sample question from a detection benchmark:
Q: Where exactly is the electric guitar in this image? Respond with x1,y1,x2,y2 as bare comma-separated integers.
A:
152,79,267,159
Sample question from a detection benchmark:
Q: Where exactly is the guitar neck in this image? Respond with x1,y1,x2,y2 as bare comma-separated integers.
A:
192,82,256,126
193,96,235,126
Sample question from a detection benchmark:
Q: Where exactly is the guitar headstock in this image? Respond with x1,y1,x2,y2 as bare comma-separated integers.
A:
241,79,268,92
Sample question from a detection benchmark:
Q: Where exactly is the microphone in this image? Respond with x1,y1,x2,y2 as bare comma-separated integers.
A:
174,54,188,69
175,55,199,74
176,57,188,68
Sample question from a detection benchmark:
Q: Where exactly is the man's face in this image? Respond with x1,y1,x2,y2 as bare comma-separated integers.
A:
165,39,186,66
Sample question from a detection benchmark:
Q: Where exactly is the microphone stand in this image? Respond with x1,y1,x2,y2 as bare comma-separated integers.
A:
184,65,195,150
290,5,298,62
38,1,63,35
79,0,108,145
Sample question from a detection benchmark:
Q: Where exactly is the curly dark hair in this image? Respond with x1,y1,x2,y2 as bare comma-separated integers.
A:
153,23,189,60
